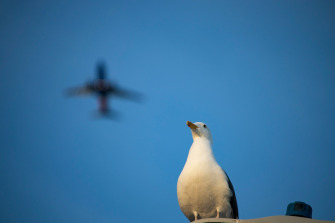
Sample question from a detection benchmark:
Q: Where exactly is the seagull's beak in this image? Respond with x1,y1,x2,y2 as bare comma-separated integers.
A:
186,121,198,130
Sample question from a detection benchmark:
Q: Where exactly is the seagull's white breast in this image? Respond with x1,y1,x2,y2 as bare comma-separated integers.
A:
177,138,232,221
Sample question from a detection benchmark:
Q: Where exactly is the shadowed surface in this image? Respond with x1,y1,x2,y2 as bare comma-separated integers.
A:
194,216,335,223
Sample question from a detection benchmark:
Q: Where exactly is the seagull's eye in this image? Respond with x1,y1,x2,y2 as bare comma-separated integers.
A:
203,125,207,128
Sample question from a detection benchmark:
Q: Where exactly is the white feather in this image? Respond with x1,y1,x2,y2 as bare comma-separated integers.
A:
177,122,233,221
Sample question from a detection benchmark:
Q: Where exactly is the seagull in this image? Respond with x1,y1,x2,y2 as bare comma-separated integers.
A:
177,121,239,222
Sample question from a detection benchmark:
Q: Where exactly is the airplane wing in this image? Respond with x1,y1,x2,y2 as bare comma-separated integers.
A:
65,83,95,97
111,86,143,102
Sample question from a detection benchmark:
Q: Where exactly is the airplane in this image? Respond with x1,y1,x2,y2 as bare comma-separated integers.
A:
66,62,142,118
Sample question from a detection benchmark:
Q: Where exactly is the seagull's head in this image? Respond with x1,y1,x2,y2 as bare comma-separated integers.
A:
186,121,213,141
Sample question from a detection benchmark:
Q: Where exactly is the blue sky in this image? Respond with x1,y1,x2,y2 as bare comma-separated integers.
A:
1,0,335,222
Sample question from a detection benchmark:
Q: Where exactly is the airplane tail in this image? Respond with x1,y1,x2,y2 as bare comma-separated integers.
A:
91,108,121,121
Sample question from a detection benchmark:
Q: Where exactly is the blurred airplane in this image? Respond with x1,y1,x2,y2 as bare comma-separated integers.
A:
66,62,142,118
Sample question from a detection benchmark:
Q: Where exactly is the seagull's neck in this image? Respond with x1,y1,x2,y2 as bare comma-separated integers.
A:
186,138,216,164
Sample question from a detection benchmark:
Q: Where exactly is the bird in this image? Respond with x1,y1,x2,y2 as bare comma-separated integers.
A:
177,121,239,222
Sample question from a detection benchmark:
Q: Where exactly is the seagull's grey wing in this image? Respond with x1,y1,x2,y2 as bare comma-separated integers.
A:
226,173,239,219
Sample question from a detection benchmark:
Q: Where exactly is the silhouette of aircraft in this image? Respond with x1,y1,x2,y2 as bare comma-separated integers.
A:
66,62,142,118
